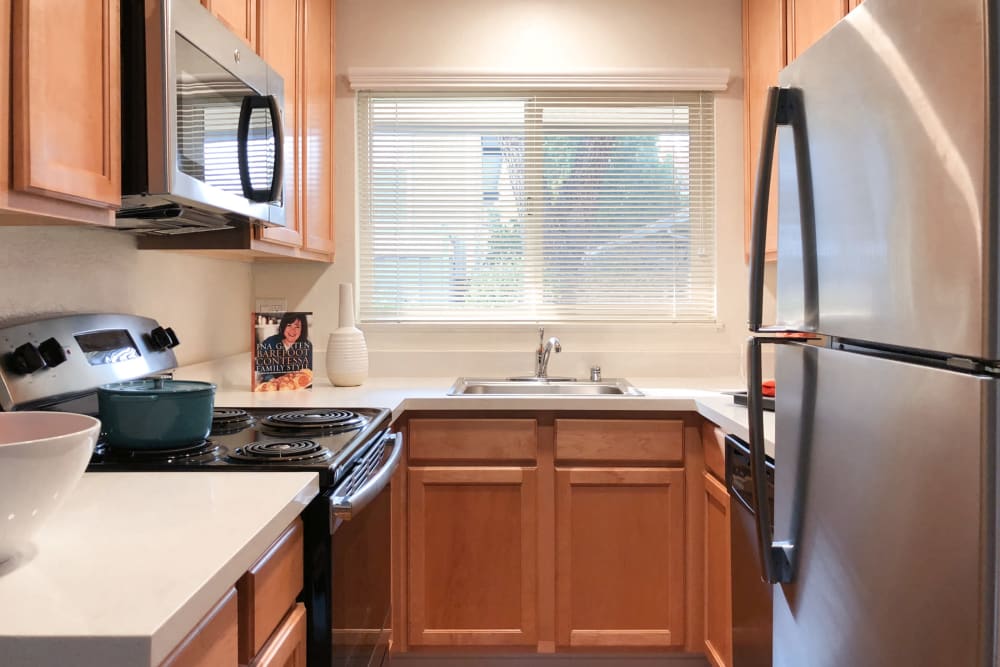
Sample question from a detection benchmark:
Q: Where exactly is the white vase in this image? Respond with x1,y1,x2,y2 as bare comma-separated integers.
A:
326,284,368,386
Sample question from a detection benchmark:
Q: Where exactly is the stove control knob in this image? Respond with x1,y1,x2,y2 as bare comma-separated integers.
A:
38,338,67,368
8,342,45,374
164,327,180,348
149,326,171,351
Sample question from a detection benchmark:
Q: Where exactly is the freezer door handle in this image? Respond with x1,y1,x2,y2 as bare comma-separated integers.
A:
748,86,819,333
747,336,793,584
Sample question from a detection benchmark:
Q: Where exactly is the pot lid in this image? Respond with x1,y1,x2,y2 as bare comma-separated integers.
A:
99,379,216,394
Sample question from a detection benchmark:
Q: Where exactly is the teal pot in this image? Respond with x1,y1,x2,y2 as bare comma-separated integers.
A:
98,379,216,449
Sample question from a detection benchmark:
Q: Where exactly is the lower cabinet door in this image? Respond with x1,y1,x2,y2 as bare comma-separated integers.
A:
407,466,538,646
704,471,733,667
252,603,307,667
555,467,686,648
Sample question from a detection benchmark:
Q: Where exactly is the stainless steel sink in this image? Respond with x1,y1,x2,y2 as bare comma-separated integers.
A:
447,377,644,396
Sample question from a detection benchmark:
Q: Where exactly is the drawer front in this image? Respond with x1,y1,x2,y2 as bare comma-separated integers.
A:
238,519,304,663
252,603,308,667
409,418,537,463
555,419,684,465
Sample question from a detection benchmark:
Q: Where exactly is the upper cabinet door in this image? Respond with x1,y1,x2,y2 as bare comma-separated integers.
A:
11,0,120,209
743,0,785,263
301,0,335,256
257,0,303,248
786,0,850,61
201,0,257,49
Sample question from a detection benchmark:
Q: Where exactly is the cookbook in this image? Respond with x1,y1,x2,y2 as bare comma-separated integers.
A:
252,312,314,392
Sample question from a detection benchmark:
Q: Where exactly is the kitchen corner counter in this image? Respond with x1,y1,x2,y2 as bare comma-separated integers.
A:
0,471,319,667
174,356,775,457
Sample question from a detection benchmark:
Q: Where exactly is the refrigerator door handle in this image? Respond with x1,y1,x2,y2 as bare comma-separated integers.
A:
748,86,819,333
747,335,794,584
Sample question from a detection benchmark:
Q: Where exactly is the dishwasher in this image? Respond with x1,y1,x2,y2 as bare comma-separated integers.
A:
725,434,774,667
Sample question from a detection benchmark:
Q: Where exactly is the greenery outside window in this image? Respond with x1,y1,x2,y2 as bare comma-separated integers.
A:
357,91,716,323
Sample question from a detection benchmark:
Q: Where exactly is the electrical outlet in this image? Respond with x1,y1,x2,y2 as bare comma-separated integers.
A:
255,298,287,313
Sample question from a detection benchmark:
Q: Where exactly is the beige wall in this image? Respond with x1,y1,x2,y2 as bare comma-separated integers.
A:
255,0,757,379
0,225,252,365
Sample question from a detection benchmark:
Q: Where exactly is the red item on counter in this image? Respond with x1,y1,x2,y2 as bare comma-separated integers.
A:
762,380,776,397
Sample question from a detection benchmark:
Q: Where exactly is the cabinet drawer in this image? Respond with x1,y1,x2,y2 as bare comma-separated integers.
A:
555,419,684,464
409,418,537,463
237,519,304,663
703,424,726,482
251,603,307,667
160,588,238,667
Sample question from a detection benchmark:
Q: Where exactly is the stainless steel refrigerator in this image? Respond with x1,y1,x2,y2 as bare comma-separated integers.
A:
746,0,1000,665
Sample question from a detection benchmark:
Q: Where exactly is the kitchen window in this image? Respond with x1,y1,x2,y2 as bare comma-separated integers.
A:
357,91,716,323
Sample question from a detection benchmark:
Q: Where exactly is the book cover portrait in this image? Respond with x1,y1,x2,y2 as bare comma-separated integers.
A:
252,311,314,392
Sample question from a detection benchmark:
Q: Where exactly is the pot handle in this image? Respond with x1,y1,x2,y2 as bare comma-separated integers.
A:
104,394,160,402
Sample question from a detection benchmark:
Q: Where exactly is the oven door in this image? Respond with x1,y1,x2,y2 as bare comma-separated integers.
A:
329,431,402,667
136,0,286,226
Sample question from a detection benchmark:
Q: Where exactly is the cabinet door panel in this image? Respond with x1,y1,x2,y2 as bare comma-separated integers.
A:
257,0,302,247
787,0,849,61
408,467,538,646
201,0,256,48
743,0,784,263
555,467,685,648
12,0,120,208
301,0,334,255
704,472,732,667
252,603,307,667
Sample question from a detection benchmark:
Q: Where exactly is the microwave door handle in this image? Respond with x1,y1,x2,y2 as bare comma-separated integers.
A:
237,95,284,203
330,432,403,521
265,94,284,204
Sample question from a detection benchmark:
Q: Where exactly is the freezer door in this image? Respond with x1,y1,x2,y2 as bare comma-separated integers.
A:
774,0,998,360
773,344,997,667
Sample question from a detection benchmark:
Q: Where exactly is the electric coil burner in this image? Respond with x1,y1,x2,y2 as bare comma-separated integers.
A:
211,408,255,435
229,439,333,463
260,409,367,435
99,439,223,464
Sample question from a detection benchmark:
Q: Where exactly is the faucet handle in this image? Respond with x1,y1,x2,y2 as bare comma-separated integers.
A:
590,365,602,382
538,326,545,344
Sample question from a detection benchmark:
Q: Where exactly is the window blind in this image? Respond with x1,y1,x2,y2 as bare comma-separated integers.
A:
357,91,716,322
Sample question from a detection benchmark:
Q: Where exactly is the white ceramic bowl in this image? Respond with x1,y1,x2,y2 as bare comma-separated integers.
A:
0,412,100,563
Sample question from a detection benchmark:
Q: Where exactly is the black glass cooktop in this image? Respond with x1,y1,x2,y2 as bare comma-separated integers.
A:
87,407,392,487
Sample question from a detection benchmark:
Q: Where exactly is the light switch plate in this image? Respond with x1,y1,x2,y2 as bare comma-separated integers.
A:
255,298,287,313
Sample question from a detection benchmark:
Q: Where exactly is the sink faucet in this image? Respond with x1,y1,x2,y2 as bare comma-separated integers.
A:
535,327,561,378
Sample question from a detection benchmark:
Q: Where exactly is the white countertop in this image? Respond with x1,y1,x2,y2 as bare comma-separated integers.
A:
0,472,319,667
175,355,776,457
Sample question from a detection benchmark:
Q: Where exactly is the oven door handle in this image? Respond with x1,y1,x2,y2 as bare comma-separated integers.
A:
330,432,403,520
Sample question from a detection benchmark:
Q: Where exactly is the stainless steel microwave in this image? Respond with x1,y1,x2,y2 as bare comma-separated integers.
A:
118,0,285,234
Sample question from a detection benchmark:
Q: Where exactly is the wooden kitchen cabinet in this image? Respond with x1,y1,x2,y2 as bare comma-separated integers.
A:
407,466,539,647
200,0,256,49
703,471,732,667
138,0,335,262
237,519,304,664
0,0,119,227
251,603,308,667
743,0,849,262
395,413,704,656
555,467,686,649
